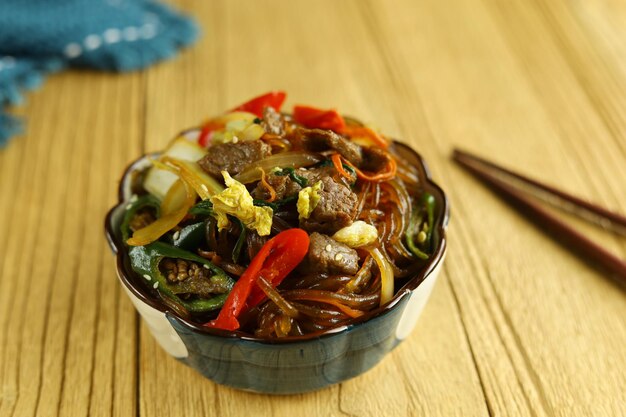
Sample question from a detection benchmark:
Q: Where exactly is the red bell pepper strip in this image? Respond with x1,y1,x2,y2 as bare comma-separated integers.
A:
197,121,224,148
293,105,346,131
232,91,287,118
205,228,310,331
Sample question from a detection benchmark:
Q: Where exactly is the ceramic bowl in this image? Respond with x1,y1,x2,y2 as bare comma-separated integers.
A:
105,140,449,395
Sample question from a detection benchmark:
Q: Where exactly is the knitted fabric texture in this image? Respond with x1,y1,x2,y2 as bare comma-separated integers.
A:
0,0,199,146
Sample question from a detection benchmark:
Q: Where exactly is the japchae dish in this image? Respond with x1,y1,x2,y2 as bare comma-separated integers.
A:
121,92,436,338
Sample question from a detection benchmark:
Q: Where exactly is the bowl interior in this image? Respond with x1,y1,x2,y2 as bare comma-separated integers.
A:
105,141,449,343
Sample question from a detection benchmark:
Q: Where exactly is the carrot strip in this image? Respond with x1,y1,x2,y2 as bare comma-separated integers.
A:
341,154,397,183
331,153,353,179
258,167,277,202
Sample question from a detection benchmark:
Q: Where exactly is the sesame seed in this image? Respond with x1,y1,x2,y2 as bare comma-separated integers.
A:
129,194,138,203
143,274,151,281
417,231,427,243
335,253,343,261
202,264,210,269
153,282,159,289
172,231,180,241
232,136,239,143
325,244,332,252
201,184,209,193
125,203,133,210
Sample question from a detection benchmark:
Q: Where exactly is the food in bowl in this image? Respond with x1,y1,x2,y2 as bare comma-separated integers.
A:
119,92,437,337
106,92,448,393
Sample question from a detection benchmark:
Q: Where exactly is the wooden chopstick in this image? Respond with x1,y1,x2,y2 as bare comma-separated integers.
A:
452,148,626,290
453,149,626,236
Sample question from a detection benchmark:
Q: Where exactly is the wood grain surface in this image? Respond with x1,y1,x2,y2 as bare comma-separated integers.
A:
1,0,625,416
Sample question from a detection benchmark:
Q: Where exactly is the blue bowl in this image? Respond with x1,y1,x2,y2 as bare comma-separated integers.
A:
105,141,449,394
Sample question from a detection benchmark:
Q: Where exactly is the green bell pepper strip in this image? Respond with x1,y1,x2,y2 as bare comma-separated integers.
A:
168,222,206,251
405,192,436,260
128,242,235,313
422,192,435,251
189,200,214,217
121,195,161,242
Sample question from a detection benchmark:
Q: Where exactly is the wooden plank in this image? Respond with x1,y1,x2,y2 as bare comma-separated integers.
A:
138,1,488,416
533,0,626,162
143,0,224,151
359,1,552,414
0,100,27,417
479,1,626,415
365,0,626,415
0,70,143,417
484,0,626,231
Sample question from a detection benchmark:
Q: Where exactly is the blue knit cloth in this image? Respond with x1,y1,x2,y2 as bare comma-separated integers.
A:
0,0,199,146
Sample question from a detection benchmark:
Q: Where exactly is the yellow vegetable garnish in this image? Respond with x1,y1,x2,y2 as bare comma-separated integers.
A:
332,221,379,248
297,181,323,219
210,171,273,236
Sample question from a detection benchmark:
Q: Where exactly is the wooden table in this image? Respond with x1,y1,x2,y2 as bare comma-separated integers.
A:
2,0,625,416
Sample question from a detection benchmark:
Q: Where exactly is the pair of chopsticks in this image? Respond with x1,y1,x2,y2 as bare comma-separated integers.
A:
452,148,626,291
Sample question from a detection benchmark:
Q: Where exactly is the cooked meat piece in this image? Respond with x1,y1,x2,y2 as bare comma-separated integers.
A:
261,106,284,136
198,140,271,177
293,127,363,166
298,165,356,186
361,146,389,172
300,176,358,234
251,165,356,201
129,208,156,232
160,258,230,298
251,172,297,200
299,233,359,276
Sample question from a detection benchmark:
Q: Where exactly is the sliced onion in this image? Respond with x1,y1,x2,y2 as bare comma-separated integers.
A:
239,123,265,141
234,151,322,184
127,180,196,246
368,247,394,306
161,156,224,199
143,137,207,200
160,179,187,216
216,111,257,123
